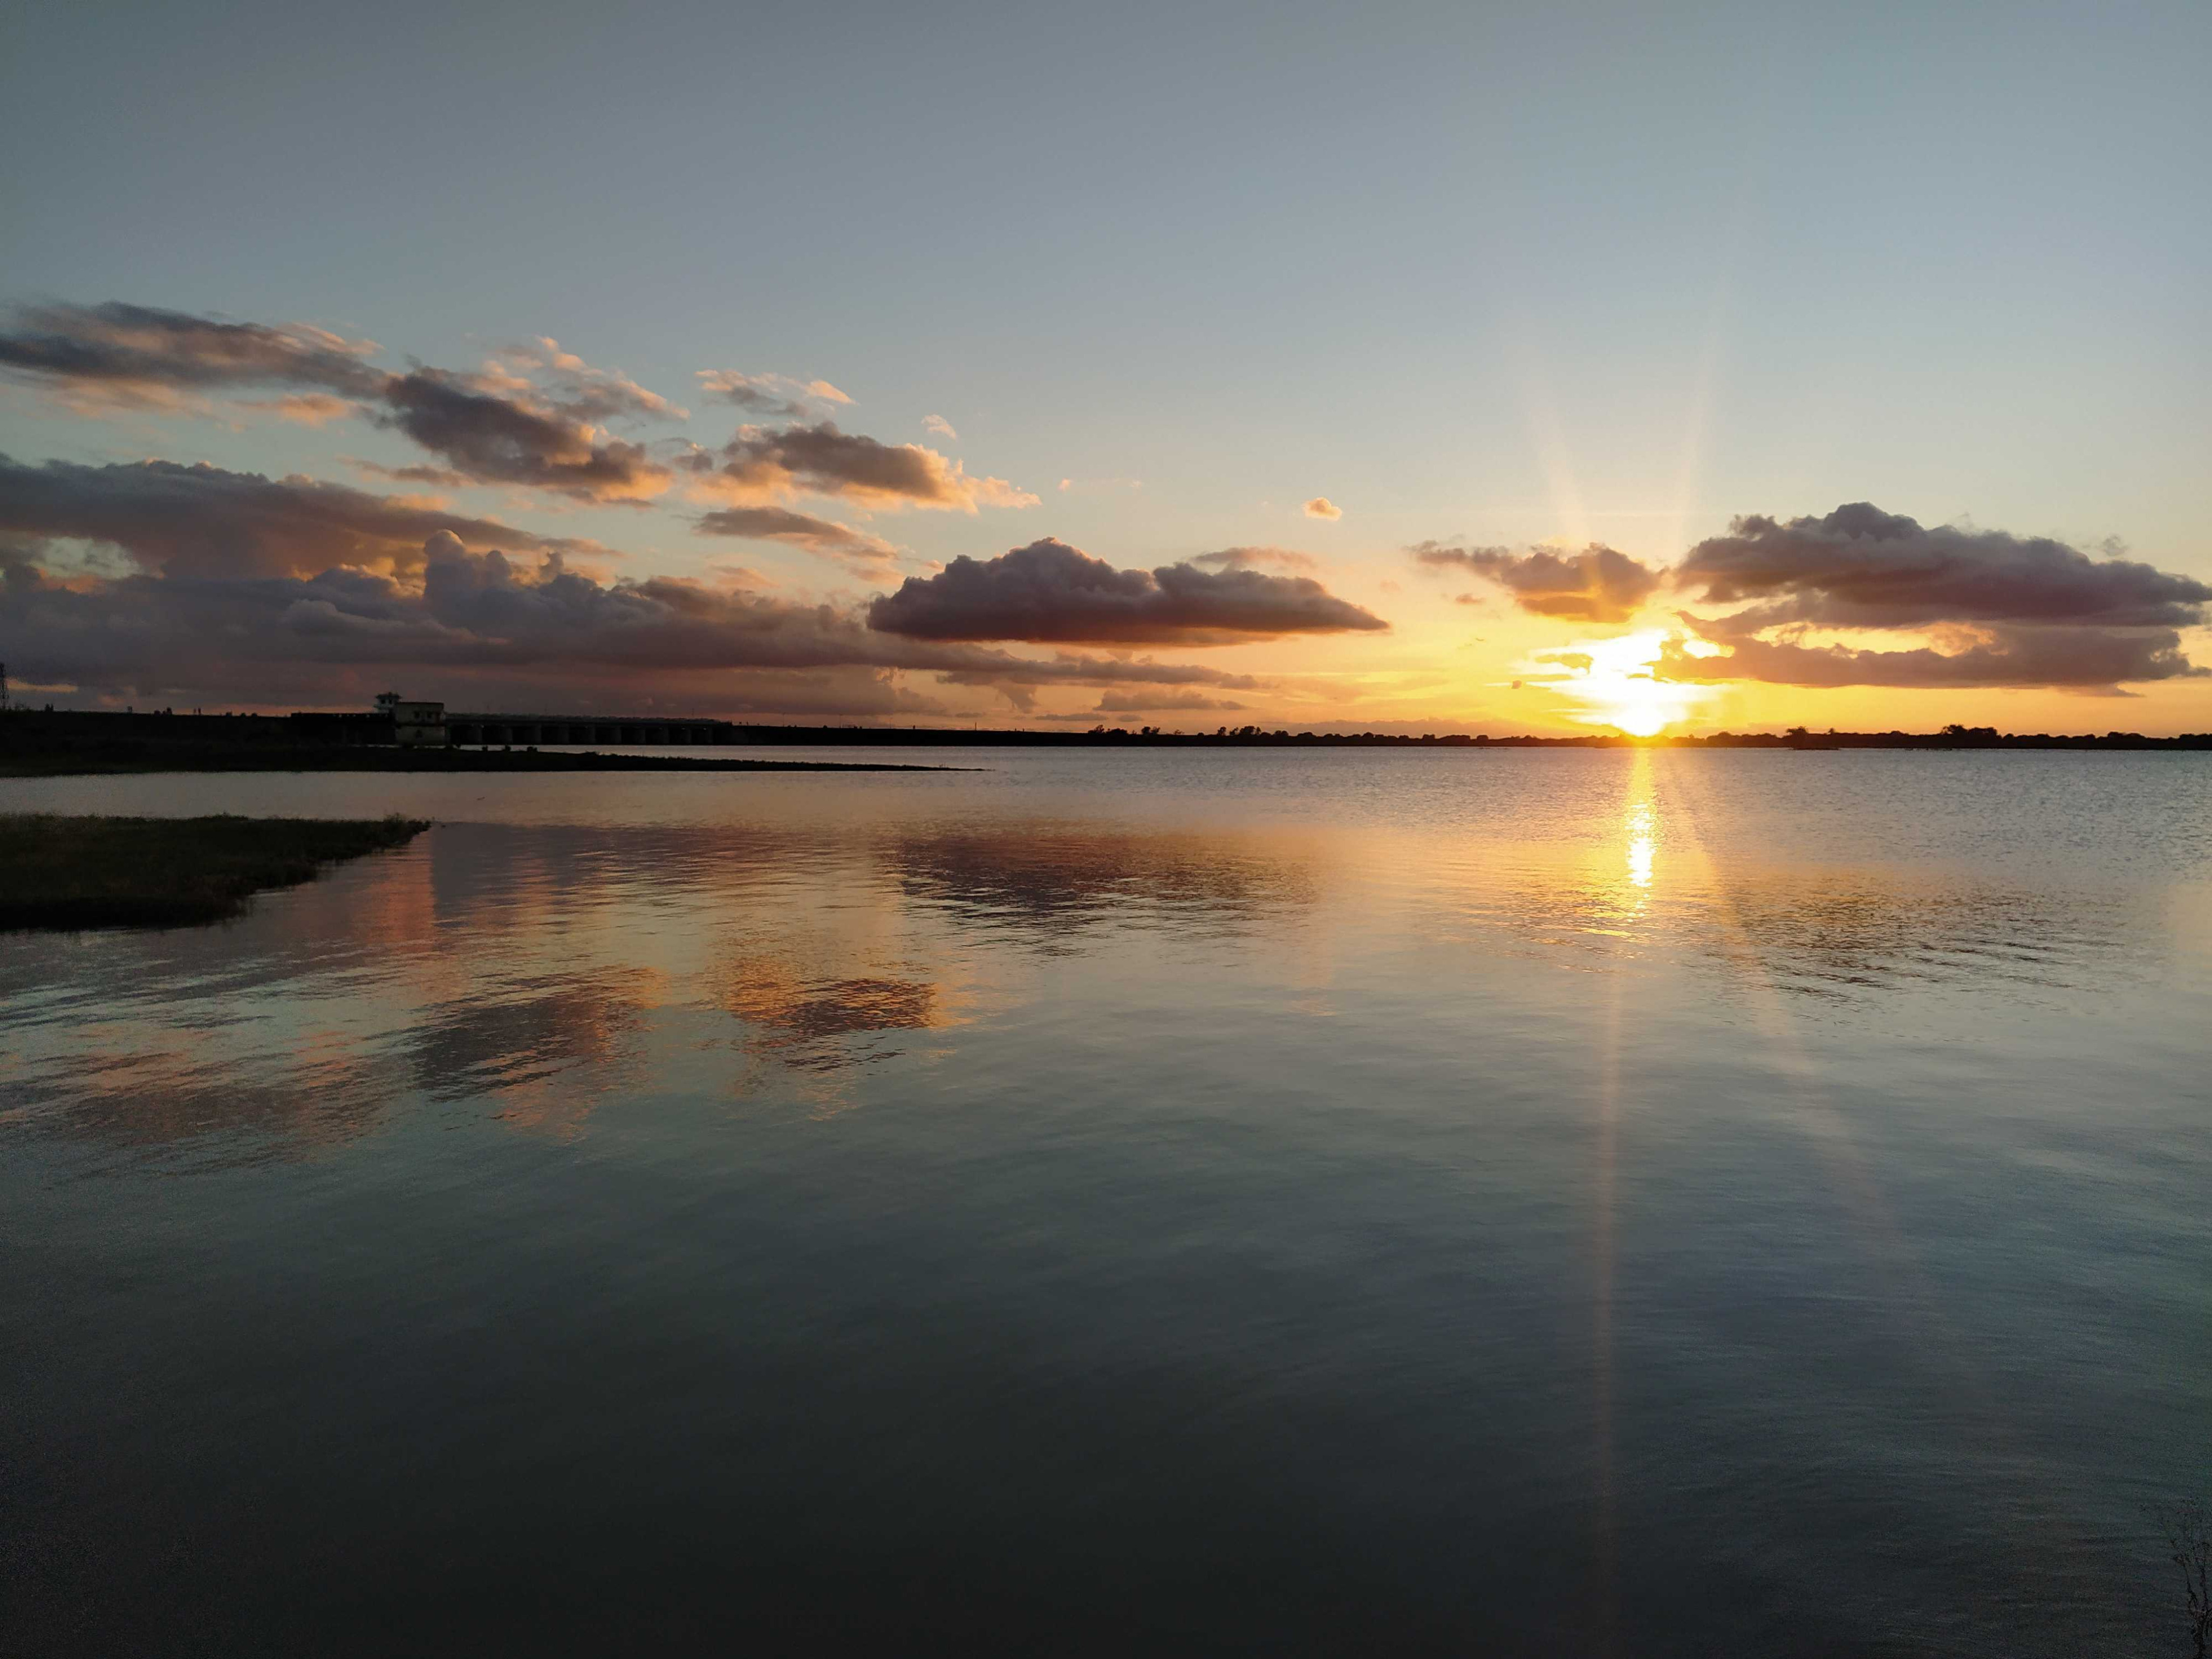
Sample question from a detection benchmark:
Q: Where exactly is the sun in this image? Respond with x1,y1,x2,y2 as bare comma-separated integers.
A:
1602,680,1674,737
1536,630,1716,735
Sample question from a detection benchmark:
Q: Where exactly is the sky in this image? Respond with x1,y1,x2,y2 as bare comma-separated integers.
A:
2,0,2207,734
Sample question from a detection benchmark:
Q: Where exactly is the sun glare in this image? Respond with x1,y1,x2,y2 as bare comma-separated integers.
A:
1536,630,1715,736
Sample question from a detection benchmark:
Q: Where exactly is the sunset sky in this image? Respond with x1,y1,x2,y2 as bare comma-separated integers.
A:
3,0,2207,734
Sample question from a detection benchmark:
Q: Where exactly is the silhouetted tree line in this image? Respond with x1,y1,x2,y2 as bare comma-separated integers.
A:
7,706,2209,753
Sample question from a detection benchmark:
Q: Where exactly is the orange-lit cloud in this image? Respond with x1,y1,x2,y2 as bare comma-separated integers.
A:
694,369,851,418
1192,545,1321,572
1303,496,1342,520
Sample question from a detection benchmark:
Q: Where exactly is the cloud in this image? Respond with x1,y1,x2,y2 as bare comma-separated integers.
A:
694,505,899,564
0,301,685,502
1192,545,1320,572
0,452,596,581
375,368,672,502
349,459,473,488
1676,502,2212,630
1055,475,1143,496
698,421,1035,513
0,301,384,410
1657,625,2203,691
1413,541,1663,625
1667,503,2212,691
1,519,1261,712
866,537,1390,645
1091,689,1247,713
1302,497,1342,520
238,393,359,427
694,370,851,419
491,338,685,423
922,414,958,441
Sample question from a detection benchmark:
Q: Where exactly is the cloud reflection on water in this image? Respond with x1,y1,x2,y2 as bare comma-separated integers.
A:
883,823,1320,948
0,780,2161,1165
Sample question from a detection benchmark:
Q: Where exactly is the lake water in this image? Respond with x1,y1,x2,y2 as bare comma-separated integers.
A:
4,748,2209,1655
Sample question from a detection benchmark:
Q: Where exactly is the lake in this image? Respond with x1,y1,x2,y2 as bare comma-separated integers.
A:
4,748,2208,1655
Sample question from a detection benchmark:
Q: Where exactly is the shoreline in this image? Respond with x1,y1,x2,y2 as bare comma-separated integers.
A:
0,813,432,930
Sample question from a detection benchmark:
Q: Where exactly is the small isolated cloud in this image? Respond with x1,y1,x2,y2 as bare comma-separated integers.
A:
238,393,359,427
1303,497,1342,521
1413,541,1662,624
1663,502,2212,692
922,414,958,441
1192,545,1320,572
867,537,1388,646
695,370,851,419
695,422,1036,514
695,505,899,564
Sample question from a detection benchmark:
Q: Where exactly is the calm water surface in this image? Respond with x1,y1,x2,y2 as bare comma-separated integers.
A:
5,749,2209,1655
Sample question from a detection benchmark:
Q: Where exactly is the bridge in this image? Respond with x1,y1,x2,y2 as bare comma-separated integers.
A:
446,712,739,747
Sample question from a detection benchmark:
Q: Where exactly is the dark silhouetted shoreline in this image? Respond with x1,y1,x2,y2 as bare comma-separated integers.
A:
721,721,2212,750
3,709,2207,777
0,814,431,930
0,712,959,777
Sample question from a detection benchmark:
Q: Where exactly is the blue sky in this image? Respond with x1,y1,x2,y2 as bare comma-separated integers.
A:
3,0,2207,730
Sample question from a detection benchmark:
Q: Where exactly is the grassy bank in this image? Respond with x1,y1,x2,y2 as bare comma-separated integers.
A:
0,814,431,931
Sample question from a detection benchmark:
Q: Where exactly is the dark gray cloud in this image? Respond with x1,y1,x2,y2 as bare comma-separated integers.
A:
378,368,671,501
701,421,1034,512
868,537,1389,645
1669,503,2212,691
694,506,898,564
0,301,680,501
1,526,1260,711
1676,502,2212,630
0,453,592,580
0,301,385,404
1413,541,1661,624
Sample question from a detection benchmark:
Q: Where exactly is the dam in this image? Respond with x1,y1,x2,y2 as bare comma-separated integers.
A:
445,711,738,746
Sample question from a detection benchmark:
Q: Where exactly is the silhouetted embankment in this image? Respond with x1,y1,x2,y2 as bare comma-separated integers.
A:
4,708,2207,769
0,814,432,930
0,712,954,776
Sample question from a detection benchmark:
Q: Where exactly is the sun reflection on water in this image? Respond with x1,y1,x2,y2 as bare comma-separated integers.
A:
1625,801,1656,891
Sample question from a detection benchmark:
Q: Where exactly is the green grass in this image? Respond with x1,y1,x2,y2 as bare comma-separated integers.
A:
0,814,431,931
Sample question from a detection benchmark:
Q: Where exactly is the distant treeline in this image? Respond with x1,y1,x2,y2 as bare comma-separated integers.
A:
714,721,2212,750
